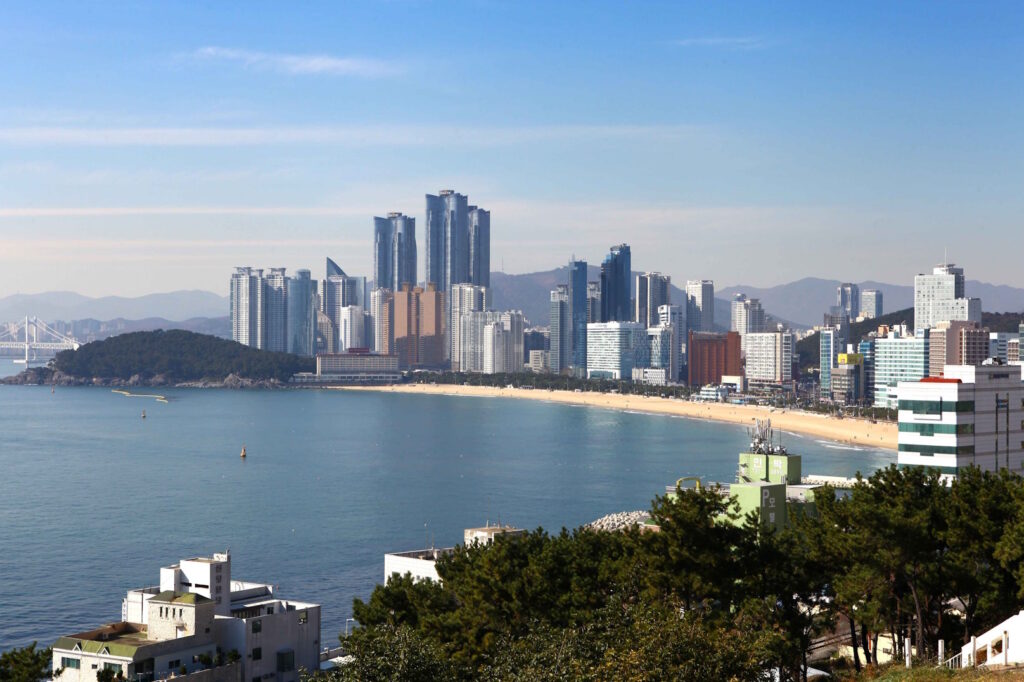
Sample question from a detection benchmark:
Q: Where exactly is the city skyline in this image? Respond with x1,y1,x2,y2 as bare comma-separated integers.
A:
2,2,1024,295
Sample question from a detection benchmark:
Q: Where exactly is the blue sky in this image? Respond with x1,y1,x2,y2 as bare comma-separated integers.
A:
1,1,1022,296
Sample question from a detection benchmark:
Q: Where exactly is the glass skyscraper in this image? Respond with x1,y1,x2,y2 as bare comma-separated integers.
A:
599,244,631,322
568,260,588,374
373,212,417,293
549,285,570,374
468,206,490,289
286,269,316,357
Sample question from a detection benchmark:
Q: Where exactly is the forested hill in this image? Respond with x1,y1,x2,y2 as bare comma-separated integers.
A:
48,330,313,383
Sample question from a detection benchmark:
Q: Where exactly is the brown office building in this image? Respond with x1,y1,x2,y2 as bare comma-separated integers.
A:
393,283,446,369
928,321,988,376
687,331,742,387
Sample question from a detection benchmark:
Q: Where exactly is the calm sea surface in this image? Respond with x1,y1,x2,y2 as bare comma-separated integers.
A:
0,360,893,650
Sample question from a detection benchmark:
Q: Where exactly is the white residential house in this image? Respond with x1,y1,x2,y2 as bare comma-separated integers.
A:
383,524,525,584
54,552,320,682
958,610,1024,668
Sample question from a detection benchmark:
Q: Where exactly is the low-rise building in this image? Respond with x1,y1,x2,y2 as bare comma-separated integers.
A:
384,524,525,584
292,350,401,384
55,553,320,682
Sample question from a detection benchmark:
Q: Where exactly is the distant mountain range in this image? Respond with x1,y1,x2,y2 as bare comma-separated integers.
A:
0,290,228,322
4,272,1022,336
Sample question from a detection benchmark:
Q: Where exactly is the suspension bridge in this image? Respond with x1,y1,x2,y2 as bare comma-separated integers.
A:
0,316,80,364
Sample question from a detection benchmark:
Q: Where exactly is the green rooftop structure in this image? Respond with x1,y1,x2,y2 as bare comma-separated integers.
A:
666,419,825,532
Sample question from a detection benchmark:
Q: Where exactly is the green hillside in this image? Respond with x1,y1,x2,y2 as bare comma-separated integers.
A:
50,329,313,382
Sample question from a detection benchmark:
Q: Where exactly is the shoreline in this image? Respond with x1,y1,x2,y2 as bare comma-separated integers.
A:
342,383,897,451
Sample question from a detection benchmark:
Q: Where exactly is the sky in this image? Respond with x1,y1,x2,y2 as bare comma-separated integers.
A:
1,1,1023,297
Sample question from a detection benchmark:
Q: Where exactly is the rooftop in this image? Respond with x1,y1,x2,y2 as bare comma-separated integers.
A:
385,548,453,561
149,591,211,605
53,623,150,657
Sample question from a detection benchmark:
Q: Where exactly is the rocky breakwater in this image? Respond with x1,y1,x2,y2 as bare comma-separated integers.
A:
586,510,650,532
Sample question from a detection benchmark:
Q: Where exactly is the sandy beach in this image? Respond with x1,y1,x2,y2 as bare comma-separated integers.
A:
342,383,897,451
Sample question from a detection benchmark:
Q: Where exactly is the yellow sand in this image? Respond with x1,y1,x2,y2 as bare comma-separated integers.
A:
341,383,897,451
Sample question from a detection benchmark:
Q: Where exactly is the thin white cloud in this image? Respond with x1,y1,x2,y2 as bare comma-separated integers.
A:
193,46,402,78
0,123,706,147
0,206,372,218
674,37,769,50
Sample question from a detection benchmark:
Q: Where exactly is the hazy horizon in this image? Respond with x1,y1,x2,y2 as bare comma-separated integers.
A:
3,2,1023,296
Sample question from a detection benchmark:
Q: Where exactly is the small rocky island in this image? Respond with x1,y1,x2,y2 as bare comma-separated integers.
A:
2,329,314,388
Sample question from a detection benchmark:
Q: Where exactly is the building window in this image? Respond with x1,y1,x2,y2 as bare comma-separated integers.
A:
298,610,308,625
61,658,81,670
276,652,295,673
103,663,123,675
168,660,180,670
252,620,262,634
252,648,262,661
266,607,274,615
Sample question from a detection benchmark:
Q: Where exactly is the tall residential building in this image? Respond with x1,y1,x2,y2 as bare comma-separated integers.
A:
860,289,883,319
686,280,715,333
323,275,360,352
286,269,316,357
636,272,670,330
373,212,417,292
898,364,1024,476
586,281,601,323
599,244,631,322
819,329,839,399
501,311,525,373
393,284,445,369
425,190,489,293
745,330,794,388
568,260,588,374
873,327,929,409
928,321,986,376
549,285,570,375
478,311,525,374
468,206,491,289
731,294,766,354
316,309,335,355
687,331,741,387
338,306,366,351
230,267,265,349
647,326,674,379
837,283,860,319
586,322,649,380
658,304,684,382
370,288,394,354
858,339,876,404
450,283,490,370
263,268,288,353
460,311,502,373
914,262,982,332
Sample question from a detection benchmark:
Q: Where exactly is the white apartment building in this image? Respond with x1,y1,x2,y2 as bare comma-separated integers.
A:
657,304,684,382
685,280,714,333
55,553,320,682
744,330,794,388
914,263,982,332
873,327,929,409
586,322,649,380
384,524,525,584
230,268,266,349
450,283,489,369
338,305,366,351
897,364,1024,476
